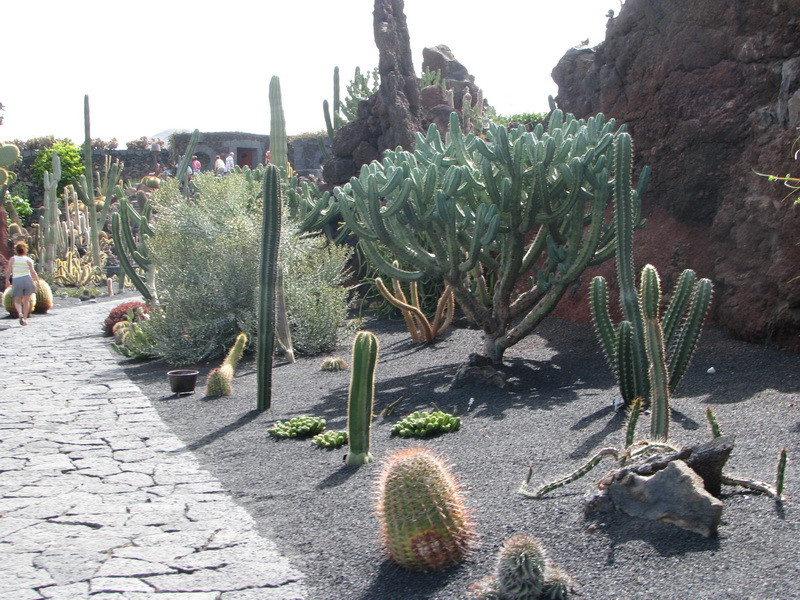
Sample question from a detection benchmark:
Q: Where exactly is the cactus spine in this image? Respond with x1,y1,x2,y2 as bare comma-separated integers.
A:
346,331,379,466
376,448,473,571
256,164,281,411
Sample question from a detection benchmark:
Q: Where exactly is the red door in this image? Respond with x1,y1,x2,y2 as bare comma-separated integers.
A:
237,148,254,167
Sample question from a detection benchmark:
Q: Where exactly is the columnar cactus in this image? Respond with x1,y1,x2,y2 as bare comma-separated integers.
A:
256,164,281,411
220,332,247,379
376,448,473,571
590,134,712,408
332,108,649,362
268,76,288,176
111,196,156,302
346,331,379,466
41,152,63,273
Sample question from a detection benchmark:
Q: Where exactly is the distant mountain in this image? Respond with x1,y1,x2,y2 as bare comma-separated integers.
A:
151,129,191,148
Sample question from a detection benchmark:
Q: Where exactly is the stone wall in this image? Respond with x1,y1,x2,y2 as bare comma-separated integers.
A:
550,0,800,350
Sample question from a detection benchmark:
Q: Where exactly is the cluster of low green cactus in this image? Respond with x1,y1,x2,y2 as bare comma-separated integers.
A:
268,416,327,439
472,534,572,600
109,308,154,360
312,430,348,449
376,447,473,571
391,410,461,438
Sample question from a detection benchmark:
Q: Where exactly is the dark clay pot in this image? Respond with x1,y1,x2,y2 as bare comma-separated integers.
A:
167,369,199,395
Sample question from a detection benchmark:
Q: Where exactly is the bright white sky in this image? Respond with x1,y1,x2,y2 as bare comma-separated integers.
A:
3,1,612,145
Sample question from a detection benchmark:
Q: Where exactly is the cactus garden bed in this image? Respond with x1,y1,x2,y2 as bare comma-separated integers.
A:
115,315,800,600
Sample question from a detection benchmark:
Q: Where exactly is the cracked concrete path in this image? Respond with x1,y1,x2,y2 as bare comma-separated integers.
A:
0,299,307,599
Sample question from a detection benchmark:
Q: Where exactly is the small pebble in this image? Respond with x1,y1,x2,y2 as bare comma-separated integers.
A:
707,367,716,374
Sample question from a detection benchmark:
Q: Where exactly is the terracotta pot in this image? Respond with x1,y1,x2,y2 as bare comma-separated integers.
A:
167,369,199,395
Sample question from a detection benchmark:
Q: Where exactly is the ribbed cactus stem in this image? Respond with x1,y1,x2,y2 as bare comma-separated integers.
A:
346,331,379,466
206,368,233,397
268,76,288,176
776,447,787,498
641,265,670,441
256,165,281,411
706,407,722,438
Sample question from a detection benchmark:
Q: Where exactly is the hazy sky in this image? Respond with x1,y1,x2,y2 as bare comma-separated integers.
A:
3,1,612,145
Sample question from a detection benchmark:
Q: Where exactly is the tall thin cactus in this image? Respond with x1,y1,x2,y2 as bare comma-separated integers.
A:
256,164,281,411
268,76,288,176
590,134,712,407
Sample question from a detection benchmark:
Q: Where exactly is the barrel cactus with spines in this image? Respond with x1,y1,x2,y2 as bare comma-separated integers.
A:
206,368,233,397
3,287,36,317
346,331,379,466
33,280,53,314
495,534,546,599
376,448,473,571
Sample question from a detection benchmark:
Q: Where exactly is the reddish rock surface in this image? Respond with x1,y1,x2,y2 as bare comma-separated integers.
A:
551,0,800,350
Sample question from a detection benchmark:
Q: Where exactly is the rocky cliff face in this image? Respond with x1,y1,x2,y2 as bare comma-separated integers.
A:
551,0,800,349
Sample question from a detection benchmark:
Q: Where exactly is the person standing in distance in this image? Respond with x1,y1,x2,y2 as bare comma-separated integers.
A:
225,151,235,174
4,241,41,326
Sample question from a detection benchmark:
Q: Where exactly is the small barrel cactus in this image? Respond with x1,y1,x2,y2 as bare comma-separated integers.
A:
206,368,233,397
473,534,572,600
320,356,348,371
496,534,546,599
312,430,348,449
376,448,473,572
268,416,327,439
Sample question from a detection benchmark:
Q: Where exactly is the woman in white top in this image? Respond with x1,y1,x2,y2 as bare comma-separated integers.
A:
4,241,41,325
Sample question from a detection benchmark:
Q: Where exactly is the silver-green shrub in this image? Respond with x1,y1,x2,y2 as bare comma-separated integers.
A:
143,173,354,364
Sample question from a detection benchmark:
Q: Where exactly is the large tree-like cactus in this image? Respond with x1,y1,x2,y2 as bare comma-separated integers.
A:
333,108,649,362
590,133,712,407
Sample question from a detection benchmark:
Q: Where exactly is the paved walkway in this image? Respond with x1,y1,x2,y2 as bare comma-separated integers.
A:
0,299,307,599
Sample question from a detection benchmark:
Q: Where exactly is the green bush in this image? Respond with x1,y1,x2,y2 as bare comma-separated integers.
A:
143,173,355,364
32,140,84,194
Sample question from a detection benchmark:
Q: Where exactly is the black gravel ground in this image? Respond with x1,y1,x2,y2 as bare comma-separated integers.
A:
113,314,799,600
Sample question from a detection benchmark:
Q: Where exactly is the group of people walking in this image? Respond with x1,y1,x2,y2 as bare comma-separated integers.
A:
192,152,236,176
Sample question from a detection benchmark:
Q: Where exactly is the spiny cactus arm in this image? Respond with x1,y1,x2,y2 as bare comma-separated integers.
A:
590,276,618,373
374,277,433,342
519,447,621,499
257,165,281,411
346,331,379,466
641,266,670,441
616,320,637,405
668,277,713,391
323,99,335,141
222,332,248,373
624,397,643,449
97,159,123,230
111,212,152,302
661,269,697,349
359,240,426,282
